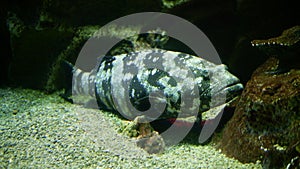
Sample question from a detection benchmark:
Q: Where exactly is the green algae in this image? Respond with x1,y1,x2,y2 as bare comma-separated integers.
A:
161,0,191,9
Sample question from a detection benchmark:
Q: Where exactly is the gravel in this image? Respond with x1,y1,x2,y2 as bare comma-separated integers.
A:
0,88,262,168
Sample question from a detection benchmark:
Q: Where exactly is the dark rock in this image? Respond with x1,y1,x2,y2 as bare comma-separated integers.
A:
251,25,300,73
218,57,300,168
228,36,265,84
0,2,11,86
4,0,162,90
8,21,74,89
251,26,300,48
230,25,300,84
42,0,161,27
230,0,299,84
166,0,238,63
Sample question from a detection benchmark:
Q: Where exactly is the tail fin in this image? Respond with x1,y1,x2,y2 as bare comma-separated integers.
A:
60,60,97,106
60,61,75,103
71,64,95,97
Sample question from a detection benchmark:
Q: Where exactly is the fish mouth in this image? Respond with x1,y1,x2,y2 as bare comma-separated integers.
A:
198,78,243,113
209,79,243,107
199,79,243,120
222,82,243,102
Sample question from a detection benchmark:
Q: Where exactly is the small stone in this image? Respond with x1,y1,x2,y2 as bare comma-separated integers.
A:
136,131,165,154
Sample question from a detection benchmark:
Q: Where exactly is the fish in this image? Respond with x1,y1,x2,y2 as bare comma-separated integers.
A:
70,48,243,123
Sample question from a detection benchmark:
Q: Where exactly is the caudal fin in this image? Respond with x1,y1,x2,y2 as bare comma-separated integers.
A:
60,61,75,103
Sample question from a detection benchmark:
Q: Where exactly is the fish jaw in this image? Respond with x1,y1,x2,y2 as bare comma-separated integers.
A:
199,64,243,113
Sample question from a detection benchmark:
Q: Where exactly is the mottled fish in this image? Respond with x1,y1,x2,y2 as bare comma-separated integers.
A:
71,49,243,122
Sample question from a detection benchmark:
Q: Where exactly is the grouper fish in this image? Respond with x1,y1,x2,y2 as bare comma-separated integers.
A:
70,49,243,126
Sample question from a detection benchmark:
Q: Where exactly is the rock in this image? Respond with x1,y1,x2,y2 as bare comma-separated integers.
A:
166,0,237,62
41,0,161,27
218,57,300,169
230,1,299,84
4,0,162,90
7,14,74,89
136,131,166,154
228,36,265,84
251,25,300,73
251,25,300,48
120,116,166,154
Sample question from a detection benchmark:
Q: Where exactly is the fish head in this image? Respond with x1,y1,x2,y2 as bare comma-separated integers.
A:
196,64,243,113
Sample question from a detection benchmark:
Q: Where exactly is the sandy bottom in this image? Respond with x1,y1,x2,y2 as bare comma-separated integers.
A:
0,88,261,168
